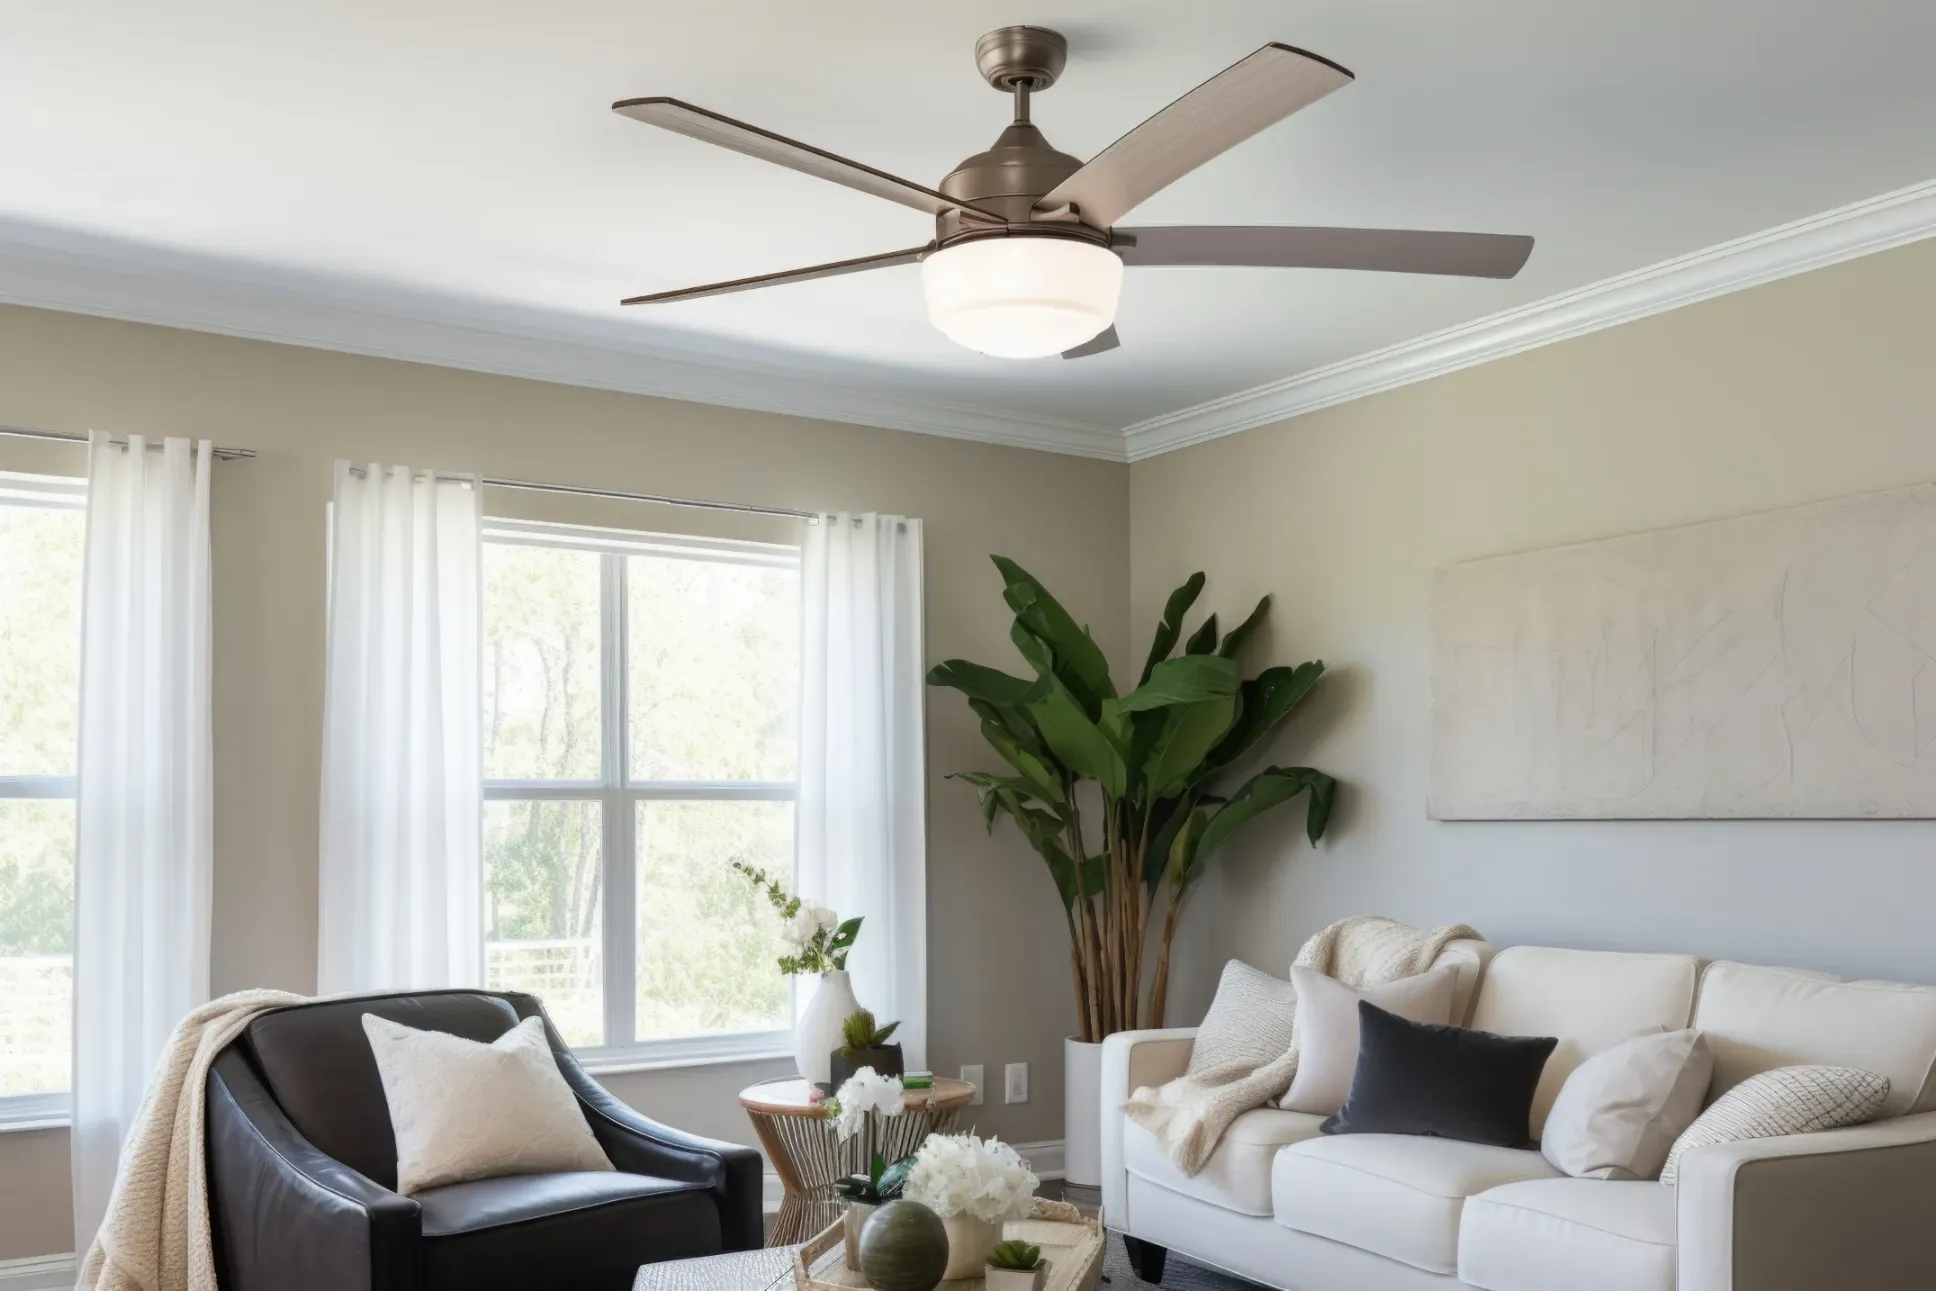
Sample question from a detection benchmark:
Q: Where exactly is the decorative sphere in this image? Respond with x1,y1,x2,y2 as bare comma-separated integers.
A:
858,1200,949,1291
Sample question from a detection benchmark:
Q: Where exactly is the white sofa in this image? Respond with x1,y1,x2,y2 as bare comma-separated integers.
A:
1100,943,1936,1291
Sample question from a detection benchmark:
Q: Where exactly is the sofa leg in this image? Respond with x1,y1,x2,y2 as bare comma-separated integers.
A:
1122,1235,1168,1284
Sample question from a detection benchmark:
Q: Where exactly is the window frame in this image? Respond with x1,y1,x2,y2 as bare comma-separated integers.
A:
0,472,85,1128
481,518,800,1072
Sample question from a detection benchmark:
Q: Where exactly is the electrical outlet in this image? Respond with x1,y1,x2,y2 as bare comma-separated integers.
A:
961,1064,984,1106
1004,1062,1029,1104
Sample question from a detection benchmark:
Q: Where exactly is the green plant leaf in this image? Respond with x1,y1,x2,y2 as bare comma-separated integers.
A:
1184,612,1220,655
1009,620,1057,681
876,1155,915,1200
927,659,1037,706
1218,595,1272,660
1166,804,1213,884
1116,654,1239,712
1200,661,1325,778
977,717,1067,804
1027,676,1128,798
1140,572,1206,685
829,917,863,954
1143,695,1240,800
1193,766,1339,865
992,556,1117,707
873,1019,900,1046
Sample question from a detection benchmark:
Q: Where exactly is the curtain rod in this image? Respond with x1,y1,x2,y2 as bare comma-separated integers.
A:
478,475,816,522
0,424,256,461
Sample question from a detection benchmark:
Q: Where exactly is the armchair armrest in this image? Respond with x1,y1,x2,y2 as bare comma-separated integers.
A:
206,1048,421,1291
508,998,763,1252
1678,1109,1936,1291
1099,1028,1197,1232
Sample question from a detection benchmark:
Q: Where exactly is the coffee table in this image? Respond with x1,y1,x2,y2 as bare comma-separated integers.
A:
633,1201,1103,1291
739,1076,977,1246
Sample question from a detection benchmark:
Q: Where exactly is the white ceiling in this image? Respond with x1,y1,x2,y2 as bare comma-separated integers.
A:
2,1,1934,448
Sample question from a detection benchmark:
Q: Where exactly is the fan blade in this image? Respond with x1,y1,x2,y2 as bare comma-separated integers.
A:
621,245,932,305
1061,325,1121,359
614,98,1004,222
1114,226,1534,278
1036,44,1353,230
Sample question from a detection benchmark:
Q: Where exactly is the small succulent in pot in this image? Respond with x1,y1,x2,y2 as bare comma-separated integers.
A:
831,1007,904,1087
986,1239,1048,1291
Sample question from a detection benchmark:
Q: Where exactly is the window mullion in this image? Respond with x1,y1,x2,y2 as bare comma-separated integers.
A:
599,551,637,1048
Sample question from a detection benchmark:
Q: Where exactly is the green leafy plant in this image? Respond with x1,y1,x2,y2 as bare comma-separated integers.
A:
840,1008,901,1057
835,1152,915,1205
929,559,1339,1040
989,1241,1043,1271
733,862,861,975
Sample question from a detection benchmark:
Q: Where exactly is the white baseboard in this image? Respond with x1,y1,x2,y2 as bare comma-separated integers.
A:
1013,1139,1066,1182
0,1253,75,1291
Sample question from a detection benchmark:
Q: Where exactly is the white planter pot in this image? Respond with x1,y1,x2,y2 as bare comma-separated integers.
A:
795,970,860,1086
940,1214,1001,1281
1063,1036,1104,1187
985,1263,1048,1291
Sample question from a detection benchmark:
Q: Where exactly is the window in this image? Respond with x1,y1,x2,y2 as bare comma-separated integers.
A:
481,519,800,1066
0,473,84,1123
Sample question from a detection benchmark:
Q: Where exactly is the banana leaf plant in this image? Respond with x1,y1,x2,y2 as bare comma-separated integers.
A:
929,558,1338,1041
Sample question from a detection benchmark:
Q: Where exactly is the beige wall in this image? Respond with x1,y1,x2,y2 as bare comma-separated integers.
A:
0,304,1128,1259
1130,236,1936,1030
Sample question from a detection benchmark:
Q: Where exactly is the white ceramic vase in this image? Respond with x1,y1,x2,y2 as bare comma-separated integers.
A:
940,1214,1001,1281
1063,1036,1104,1187
985,1264,1048,1291
795,969,860,1086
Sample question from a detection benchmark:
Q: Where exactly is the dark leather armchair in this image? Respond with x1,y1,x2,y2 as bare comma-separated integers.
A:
205,989,763,1291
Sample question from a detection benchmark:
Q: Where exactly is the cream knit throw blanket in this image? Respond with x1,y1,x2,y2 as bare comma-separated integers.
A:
79,989,307,1291
1124,916,1481,1174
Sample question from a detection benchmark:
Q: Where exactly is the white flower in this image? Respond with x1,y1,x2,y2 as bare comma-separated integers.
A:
788,901,841,949
830,1067,905,1141
903,1133,1038,1222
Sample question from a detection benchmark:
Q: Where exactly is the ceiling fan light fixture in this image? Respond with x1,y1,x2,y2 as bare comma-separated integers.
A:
920,237,1122,359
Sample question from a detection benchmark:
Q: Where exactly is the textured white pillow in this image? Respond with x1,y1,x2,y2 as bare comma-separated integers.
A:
362,1014,614,1194
1184,961,1299,1078
1540,1028,1712,1180
1659,1065,1890,1185
1278,966,1457,1114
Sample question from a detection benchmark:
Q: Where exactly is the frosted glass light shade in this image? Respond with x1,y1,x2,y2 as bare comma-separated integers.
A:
921,237,1123,359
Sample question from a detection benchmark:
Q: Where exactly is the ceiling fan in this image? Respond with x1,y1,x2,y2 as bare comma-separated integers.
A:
613,27,1533,360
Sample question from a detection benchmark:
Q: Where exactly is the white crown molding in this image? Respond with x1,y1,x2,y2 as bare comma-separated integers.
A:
0,1254,74,1291
0,230,1125,462
1123,176,1936,461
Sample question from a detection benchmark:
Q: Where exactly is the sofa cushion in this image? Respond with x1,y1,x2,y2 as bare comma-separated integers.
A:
1458,1178,1675,1291
1124,1107,1325,1216
1693,960,1936,1117
1469,947,1700,1136
1271,1134,1560,1274
417,1170,720,1290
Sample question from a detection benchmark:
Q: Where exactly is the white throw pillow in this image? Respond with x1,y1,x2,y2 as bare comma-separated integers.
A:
362,1013,614,1194
1185,960,1299,1078
1659,1065,1890,1185
1540,1028,1712,1180
1277,966,1457,1114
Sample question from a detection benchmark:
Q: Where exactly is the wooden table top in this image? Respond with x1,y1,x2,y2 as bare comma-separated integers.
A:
739,1076,977,1117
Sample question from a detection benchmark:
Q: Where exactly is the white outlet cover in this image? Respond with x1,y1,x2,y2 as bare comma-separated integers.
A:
1005,1062,1029,1104
961,1064,984,1106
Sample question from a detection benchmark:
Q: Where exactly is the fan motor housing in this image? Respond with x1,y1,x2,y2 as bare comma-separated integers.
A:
936,122,1092,245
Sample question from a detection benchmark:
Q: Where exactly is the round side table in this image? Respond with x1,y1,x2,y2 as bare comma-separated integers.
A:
739,1076,976,1246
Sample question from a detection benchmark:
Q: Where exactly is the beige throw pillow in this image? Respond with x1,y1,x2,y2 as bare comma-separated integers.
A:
1278,966,1458,1115
1540,1028,1712,1180
1660,1065,1889,1185
362,1013,614,1194
1183,960,1302,1079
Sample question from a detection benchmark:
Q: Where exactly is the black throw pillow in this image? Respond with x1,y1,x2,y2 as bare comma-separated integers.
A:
1320,1001,1558,1148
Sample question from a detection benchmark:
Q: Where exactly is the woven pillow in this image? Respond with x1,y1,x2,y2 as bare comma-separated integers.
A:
1659,1065,1889,1185
362,1013,614,1194
1184,960,1299,1077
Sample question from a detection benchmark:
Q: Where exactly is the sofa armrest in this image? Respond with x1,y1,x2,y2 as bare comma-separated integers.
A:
1678,1109,1936,1291
506,997,764,1253
206,1048,421,1291
1099,1028,1197,1232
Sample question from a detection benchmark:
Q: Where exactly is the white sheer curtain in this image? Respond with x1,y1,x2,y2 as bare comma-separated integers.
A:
72,434,214,1254
317,461,483,995
796,512,928,1067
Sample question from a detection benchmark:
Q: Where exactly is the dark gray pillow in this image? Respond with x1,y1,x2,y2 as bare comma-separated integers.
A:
1321,1001,1557,1148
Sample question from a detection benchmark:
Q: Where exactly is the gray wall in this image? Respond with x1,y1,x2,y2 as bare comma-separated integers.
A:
1129,236,1936,1030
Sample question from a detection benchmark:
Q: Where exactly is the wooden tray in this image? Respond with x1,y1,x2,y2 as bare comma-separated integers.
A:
793,1199,1103,1291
